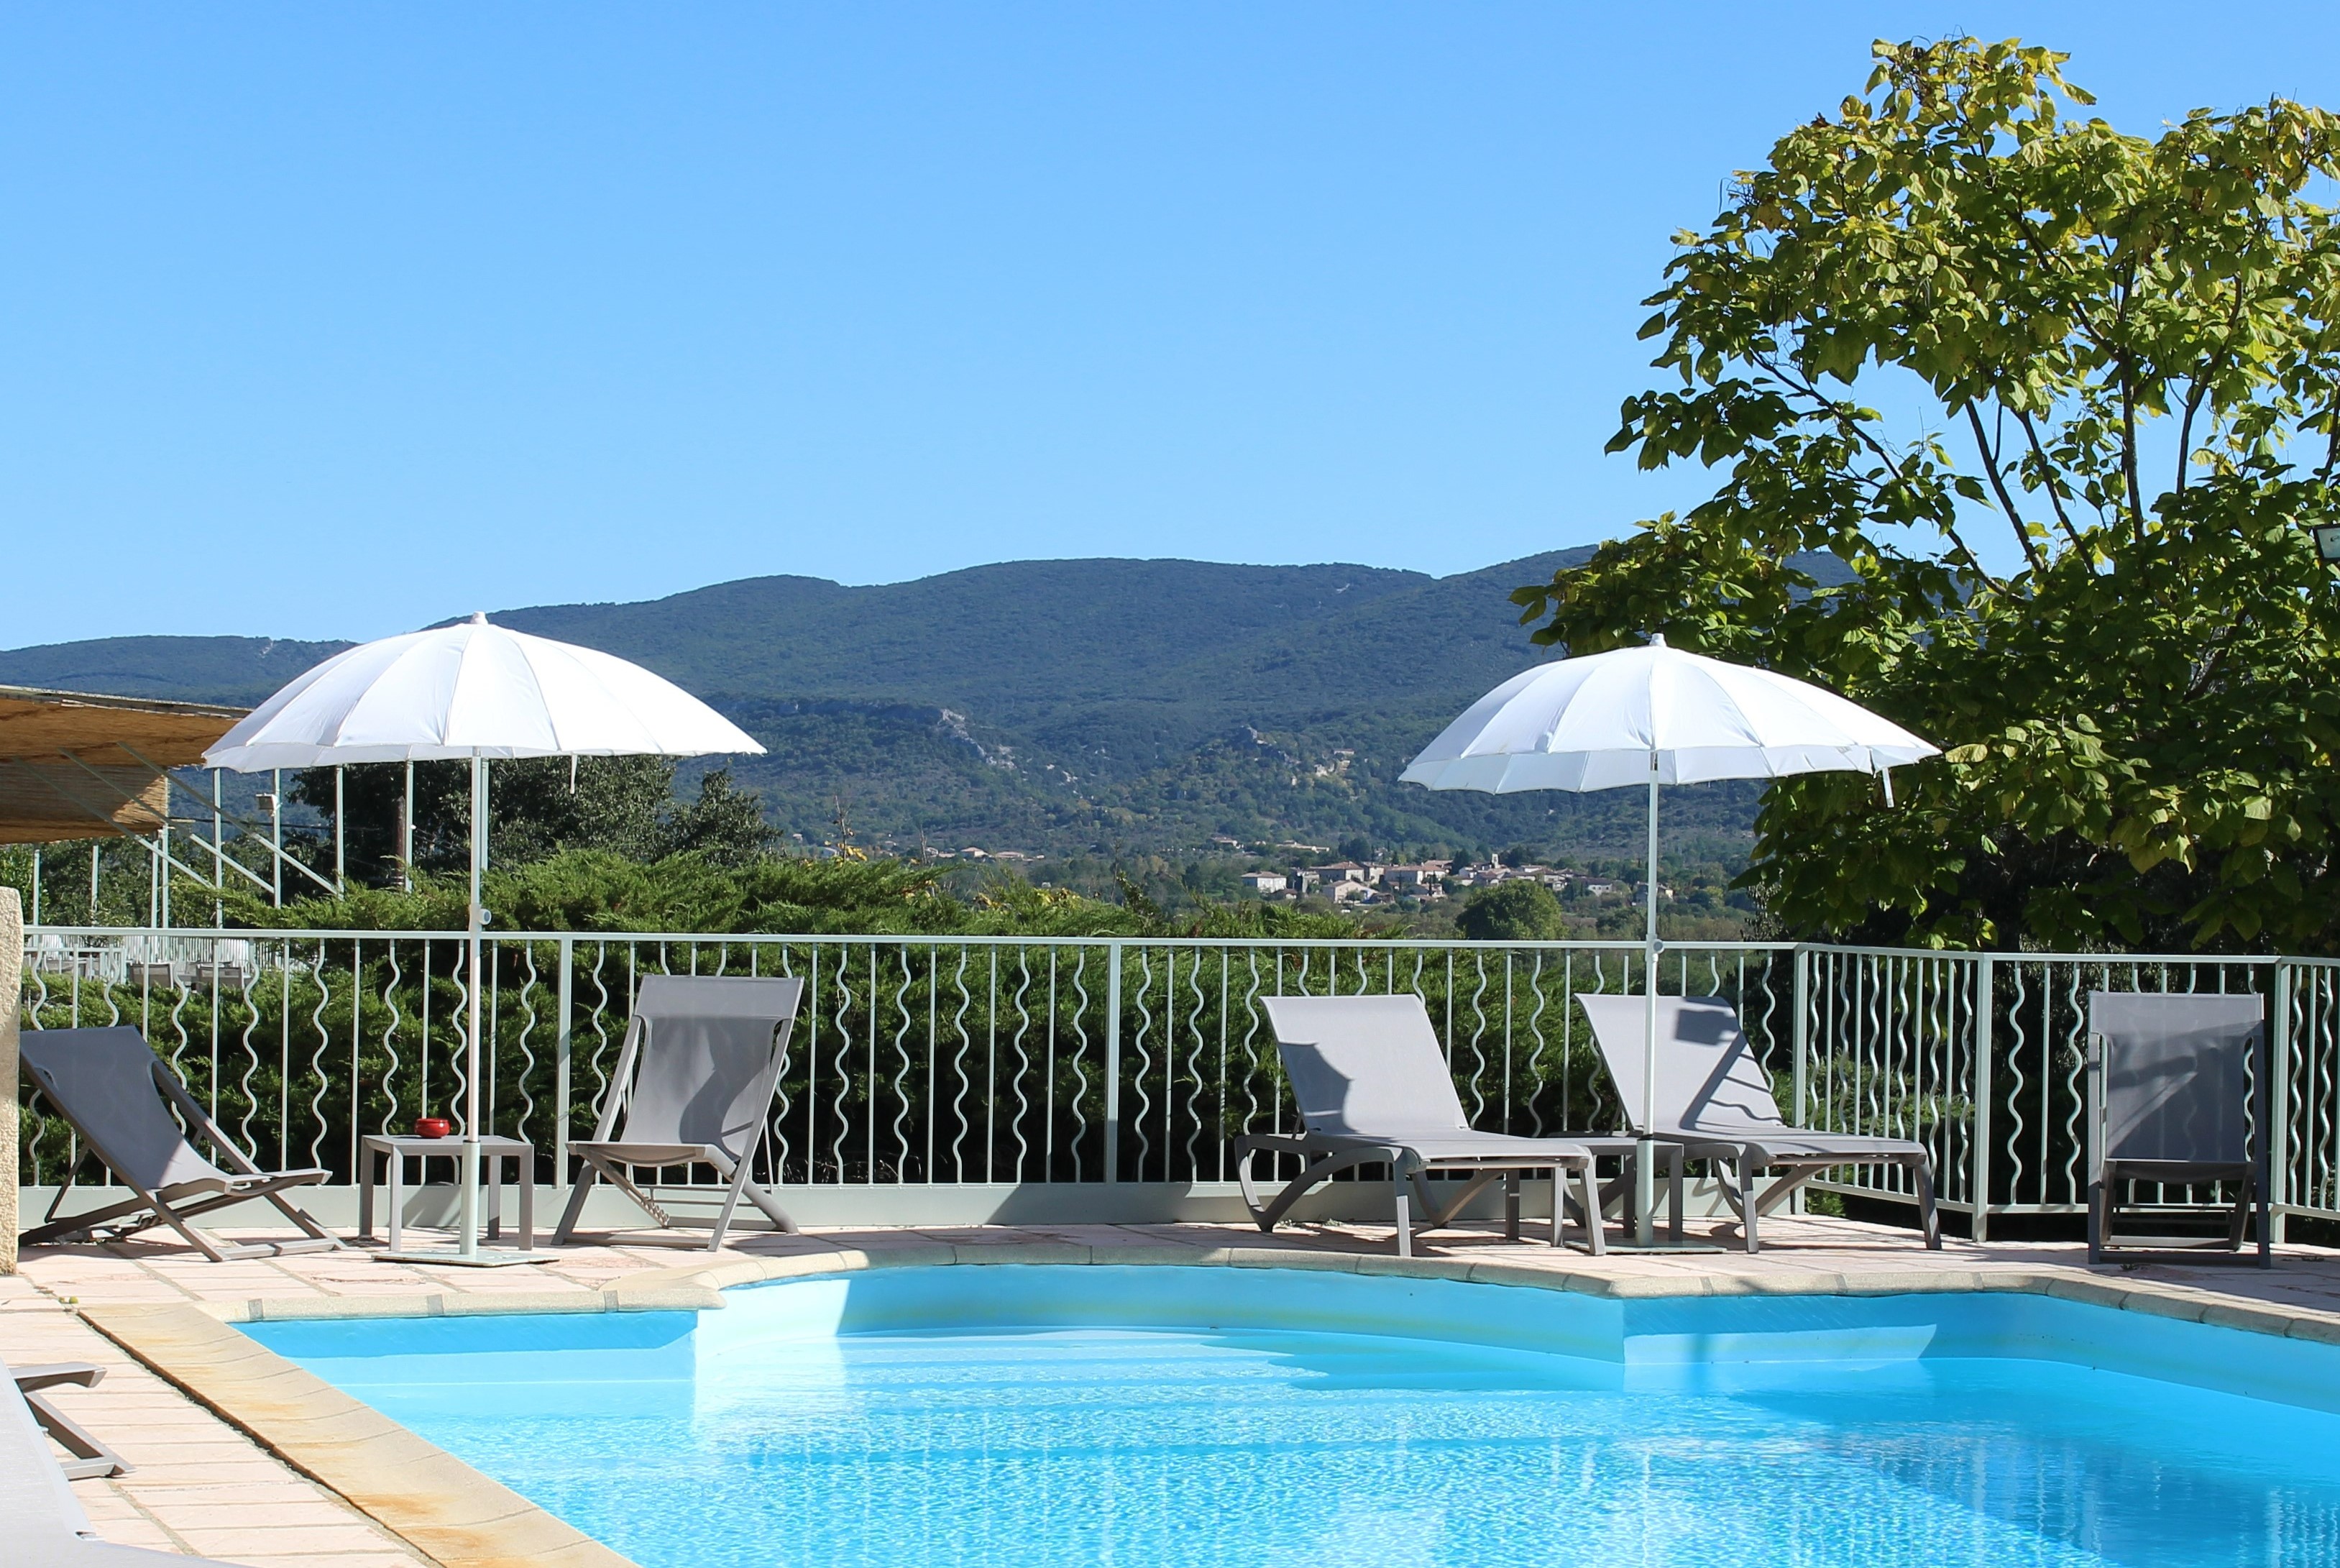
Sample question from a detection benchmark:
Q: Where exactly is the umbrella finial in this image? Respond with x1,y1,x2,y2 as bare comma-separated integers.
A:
469,611,489,625
1648,633,1667,648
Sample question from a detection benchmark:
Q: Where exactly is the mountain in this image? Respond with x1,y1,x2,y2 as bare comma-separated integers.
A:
0,553,1779,865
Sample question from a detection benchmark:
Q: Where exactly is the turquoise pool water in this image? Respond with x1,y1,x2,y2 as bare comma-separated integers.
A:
248,1266,2340,1567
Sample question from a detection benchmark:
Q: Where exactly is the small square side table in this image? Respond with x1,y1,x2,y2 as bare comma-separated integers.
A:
359,1134,535,1253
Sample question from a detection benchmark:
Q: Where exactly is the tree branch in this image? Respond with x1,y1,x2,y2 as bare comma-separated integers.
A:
2014,410,2087,551
2176,276,2248,496
1755,353,2009,592
1964,402,2047,574
2115,259,2146,544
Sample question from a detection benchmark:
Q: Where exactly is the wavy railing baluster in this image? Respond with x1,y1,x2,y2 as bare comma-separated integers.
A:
2314,966,2336,1211
1463,950,1490,1122
1009,947,1034,1183
984,949,1001,1183
2001,961,2032,1207
1211,950,1230,1180
1182,946,1209,1182
770,943,805,1183
234,954,263,1161
304,943,331,1169
947,948,973,1183
582,943,612,1132
447,937,472,1138
377,942,405,1139
514,943,541,1152
891,946,917,1183
1068,948,1093,1182
1129,950,1157,1183
2055,962,2088,1207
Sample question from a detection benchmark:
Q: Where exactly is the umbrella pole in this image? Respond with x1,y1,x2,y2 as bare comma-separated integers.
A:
1637,764,1660,1248
460,753,485,1261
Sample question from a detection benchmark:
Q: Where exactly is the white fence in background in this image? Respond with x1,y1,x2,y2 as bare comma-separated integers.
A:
16,927,2340,1237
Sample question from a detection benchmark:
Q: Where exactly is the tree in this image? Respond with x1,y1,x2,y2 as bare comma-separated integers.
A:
1456,879,1565,941
290,758,777,881
1514,37,2340,952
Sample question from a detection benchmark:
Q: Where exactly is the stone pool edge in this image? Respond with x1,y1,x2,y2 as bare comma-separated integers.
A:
73,1244,2340,1568
111,1243,2340,1346
78,1300,638,1568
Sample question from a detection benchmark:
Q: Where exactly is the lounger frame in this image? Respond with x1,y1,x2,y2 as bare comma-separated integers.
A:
1577,994,1942,1252
2086,991,2272,1268
19,1028,340,1263
554,975,802,1251
1233,994,1612,1257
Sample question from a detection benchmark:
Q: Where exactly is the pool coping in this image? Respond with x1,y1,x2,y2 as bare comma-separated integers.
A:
77,1244,2340,1567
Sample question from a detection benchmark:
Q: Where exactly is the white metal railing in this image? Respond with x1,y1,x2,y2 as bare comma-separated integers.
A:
16,926,2340,1238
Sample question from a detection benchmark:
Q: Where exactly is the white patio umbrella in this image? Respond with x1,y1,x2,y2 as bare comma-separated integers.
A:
1402,636,1938,1247
205,613,765,1264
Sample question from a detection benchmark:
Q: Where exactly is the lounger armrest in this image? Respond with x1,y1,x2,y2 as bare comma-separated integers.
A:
1229,1133,1317,1155
12,1365,102,1395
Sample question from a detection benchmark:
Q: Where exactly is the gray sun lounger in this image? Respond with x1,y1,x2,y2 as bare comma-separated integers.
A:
554,974,804,1251
17,1027,342,1262
13,1362,132,1480
1578,994,1942,1252
1232,994,1608,1257
6,1356,239,1567
2087,991,2271,1267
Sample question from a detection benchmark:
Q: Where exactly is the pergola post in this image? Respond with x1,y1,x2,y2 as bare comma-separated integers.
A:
2,886,21,1275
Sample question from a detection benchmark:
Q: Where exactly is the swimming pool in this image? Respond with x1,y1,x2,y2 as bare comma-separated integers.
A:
248,1265,2340,1567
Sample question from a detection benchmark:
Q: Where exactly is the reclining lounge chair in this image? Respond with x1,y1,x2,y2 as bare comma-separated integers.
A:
17,1027,341,1262
554,974,804,1251
2087,991,2271,1267
1578,994,1941,1252
1232,994,1610,1257
6,1355,238,1567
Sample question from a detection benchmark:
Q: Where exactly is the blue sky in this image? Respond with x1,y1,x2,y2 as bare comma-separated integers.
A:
9,4,2340,646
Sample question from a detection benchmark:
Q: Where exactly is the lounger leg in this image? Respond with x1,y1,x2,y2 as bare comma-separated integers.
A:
1578,1161,1606,1256
2226,1179,2250,1252
14,1367,134,1480
1740,1163,1761,1254
553,1165,599,1244
2087,1178,2107,1265
1668,1145,1684,1242
1243,1146,1377,1234
1393,1188,1413,1259
1912,1157,1942,1251
358,1147,377,1244
707,1157,751,1252
736,1178,799,1237
1504,1173,1520,1242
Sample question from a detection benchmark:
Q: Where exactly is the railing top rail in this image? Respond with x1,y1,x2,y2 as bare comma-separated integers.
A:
1797,942,2326,968
19,924,2336,967
18,924,1797,953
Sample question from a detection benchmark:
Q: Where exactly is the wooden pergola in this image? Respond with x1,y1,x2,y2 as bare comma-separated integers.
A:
0,685,247,843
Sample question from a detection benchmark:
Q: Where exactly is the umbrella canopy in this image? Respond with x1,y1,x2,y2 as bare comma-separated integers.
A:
1400,637,1935,794
205,613,761,769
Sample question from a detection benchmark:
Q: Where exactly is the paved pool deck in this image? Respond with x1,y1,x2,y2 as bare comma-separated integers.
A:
11,1213,2340,1567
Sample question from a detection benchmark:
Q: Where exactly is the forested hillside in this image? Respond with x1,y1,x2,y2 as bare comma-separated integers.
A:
1,553,1783,865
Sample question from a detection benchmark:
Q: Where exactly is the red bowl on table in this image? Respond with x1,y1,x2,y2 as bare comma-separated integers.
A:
412,1117,452,1139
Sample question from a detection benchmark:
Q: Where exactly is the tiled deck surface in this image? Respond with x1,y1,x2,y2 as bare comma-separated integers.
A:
11,1214,2340,1566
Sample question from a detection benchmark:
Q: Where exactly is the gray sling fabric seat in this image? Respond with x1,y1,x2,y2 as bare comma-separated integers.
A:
1578,994,1941,1252
2086,991,2270,1267
17,1027,341,1262
554,974,804,1251
6,1355,239,1567
1231,994,1607,1257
